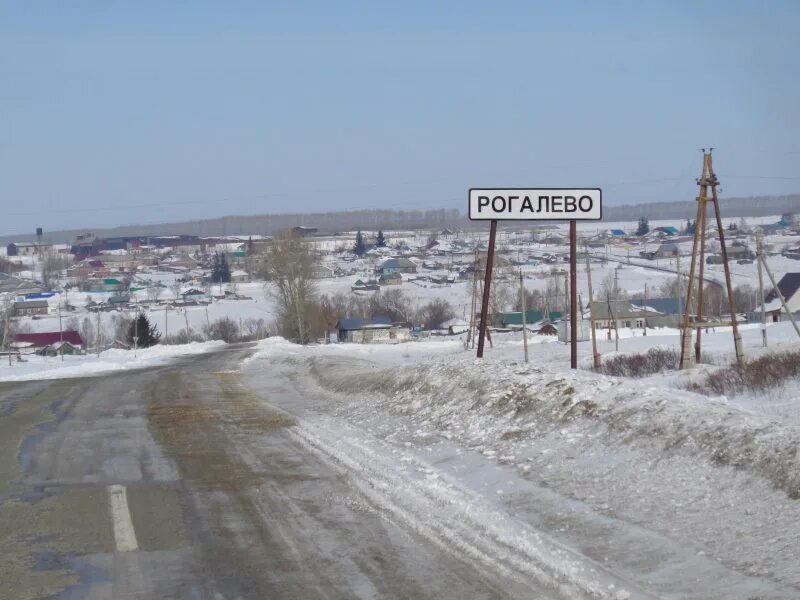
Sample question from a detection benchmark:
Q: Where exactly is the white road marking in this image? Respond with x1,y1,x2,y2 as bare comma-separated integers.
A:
107,484,139,552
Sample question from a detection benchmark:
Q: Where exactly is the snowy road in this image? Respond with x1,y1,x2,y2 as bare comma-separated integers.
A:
3,342,797,598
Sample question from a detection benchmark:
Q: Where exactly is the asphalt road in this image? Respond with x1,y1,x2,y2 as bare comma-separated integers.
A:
0,345,575,600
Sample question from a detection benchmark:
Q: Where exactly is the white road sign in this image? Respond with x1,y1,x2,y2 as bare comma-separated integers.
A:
469,188,602,221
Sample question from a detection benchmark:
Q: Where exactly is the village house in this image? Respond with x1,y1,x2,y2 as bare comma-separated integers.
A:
378,272,402,286
762,272,800,321
587,300,682,330
230,269,250,284
0,276,43,297
312,265,336,279
351,279,380,292
6,242,54,256
336,316,411,343
12,331,85,355
12,300,49,317
377,258,418,275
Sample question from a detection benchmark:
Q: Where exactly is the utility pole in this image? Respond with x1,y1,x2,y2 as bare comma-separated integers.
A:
694,192,707,363
569,220,577,369
183,307,190,340
3,305,11,366
164,304,169,340
643,282,648,336
519,270,528,363
680,150,744,369
606,292,619,352
585,249,600,369
134,300,139,358
467,250,478,348
757,234,767,347
477,220,497,358
57,302,64,362
96,308,102,357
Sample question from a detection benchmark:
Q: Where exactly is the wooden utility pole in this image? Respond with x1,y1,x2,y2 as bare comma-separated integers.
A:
756,235,767,347
519,270,528,363
585,249,600,369
694,191,707,362
680,150,744,369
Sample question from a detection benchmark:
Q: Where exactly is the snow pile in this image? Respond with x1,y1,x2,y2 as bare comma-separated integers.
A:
0,341,226,382
295,353,800,500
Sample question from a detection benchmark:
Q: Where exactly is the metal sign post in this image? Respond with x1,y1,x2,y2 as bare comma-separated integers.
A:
476,220,497,358
469,189,602,366
569,220,578,369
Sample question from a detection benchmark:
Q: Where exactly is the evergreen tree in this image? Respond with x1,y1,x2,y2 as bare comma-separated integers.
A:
376,230,386,248
211,252,232,283
127,312,161,348
636,217,650,236
211,253,220,282
685,219,695,235
219,253,231,282
353,230,366,256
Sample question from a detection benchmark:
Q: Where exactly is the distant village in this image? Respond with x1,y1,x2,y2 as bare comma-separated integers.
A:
2,212,800,358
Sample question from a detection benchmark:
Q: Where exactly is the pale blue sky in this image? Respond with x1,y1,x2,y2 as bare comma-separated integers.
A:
1,1,799,235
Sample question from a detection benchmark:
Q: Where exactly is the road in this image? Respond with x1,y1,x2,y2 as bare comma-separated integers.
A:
1,345,638,600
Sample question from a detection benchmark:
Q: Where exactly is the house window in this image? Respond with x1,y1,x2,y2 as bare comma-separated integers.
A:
625,321,631,327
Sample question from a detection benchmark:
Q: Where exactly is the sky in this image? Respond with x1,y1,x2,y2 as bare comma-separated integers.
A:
1,1,799,236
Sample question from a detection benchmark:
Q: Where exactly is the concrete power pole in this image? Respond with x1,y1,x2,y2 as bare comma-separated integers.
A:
756,234,767,347
585,249,600,369
57,303,64,362
519,270,528,363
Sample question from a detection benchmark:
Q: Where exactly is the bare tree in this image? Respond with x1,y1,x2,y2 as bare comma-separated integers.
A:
417,298,456,330
204,317,240,342
260,233,320,343
146,285,161,303
40,253,71,291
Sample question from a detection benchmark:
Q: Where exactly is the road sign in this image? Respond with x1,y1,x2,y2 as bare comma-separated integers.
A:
470,187,602,368
469,188,602,221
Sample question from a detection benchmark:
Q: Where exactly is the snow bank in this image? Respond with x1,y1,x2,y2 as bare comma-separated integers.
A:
252,339,800,500
0,341,226,382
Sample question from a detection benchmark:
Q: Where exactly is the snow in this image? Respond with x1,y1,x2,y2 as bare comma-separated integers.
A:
0,341,225,382
240,321,800,596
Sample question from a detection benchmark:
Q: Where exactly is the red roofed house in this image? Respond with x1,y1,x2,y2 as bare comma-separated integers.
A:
12,331,85,355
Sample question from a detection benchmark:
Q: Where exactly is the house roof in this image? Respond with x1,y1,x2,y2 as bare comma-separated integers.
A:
501,310,563,325
654,226,679,235
13,300,49,309
337,315,393,330
380,258,416,269
14,331,84,347
765,272,800,303
630,297,683,315
588,300,647,319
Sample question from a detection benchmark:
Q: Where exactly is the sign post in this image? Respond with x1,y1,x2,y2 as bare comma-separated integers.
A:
469,188,602,367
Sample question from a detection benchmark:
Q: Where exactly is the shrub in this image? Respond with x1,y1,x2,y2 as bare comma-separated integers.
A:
693,350,800,397
203,317,240,343
599,347,679,377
